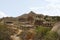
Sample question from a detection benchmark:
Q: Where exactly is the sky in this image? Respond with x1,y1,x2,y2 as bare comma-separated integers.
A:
0,0,60,18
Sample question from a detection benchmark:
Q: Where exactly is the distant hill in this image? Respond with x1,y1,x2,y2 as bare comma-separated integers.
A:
0,11,60,27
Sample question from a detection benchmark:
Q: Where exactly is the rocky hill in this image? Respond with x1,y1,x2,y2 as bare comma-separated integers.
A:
1,11,59,27
0,11,60,40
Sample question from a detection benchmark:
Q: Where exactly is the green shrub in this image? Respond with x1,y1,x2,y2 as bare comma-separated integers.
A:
0,24,12,40
43,32,59,40
35,26,51,35
34,26,51,40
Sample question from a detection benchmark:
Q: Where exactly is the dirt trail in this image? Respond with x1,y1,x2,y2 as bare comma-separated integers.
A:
10,26,23,40
51,22,60,32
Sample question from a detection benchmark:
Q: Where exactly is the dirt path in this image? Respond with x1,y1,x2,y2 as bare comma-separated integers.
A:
10,26,23,40
51,22,60,32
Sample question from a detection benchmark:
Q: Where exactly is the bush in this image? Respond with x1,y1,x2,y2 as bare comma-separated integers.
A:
34,26,51,40
0,24,12,40
35,26,51,33
43,32,59,40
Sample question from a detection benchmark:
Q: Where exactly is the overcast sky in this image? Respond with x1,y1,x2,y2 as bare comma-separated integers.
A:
0,0,60,18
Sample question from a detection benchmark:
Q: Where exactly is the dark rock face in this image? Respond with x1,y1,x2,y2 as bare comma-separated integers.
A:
34,20,43,26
